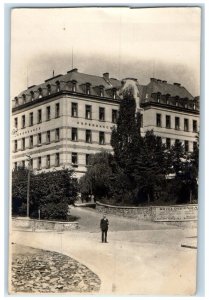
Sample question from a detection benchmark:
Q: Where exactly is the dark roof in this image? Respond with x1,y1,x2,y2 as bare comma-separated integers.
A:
142,79,194,100
17,69,121,100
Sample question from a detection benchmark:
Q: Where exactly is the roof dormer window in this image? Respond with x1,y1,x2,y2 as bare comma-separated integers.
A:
86,83,91,95
56,81,60,92
38,88,43,98
99,85,104,97
72,80,77,92
157,92,161,103
47,84,51,95
113,88,117,99
166,94,170,104
22,94,26,104
30,91,34,101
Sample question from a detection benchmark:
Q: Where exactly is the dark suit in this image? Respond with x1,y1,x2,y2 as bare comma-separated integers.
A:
100,218,109,243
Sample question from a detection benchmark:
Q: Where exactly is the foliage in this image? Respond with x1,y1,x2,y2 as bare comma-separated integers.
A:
12,167,78,219
79,151,114,201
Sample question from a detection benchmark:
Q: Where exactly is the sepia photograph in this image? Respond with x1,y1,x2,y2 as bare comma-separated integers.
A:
9,6,201,295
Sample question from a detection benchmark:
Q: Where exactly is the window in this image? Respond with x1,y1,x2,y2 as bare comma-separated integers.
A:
85,105,92,119
112,110,118,123
72,81,77,92
14,140,17,152
47,84,51,95
55,128,60,141
99,107,105,121
22,115,25,128
175,117,180,130
72,128,78,141
157,93,161,103
13,117,18,129
55,103,60,118
113,88,117,99
176,139,180,144
38,109,42,123
38,88,42,98
145,93,149,102
86,83,91,95
156,114,161,127
22,138,25,150
30,91,34,101
184,140,189,152
55,153,60,167
29,112,33,126
184,119,189,131
100,86,104,97
72,152,78,166
46,155,50,168
193,120,197,132
86,130,92,143
56,81,60,92
166,138,171,149
38,133,42,145
86,154,90,166
46,131,50,143
29,135,33,148
166,115,171,129
71,103,78,117
46,106,51,121
38,157,41,170
22,94,26,104
99,132,105,145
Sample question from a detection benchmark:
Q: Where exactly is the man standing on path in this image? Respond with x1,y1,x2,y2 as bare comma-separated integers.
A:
100,214,109,243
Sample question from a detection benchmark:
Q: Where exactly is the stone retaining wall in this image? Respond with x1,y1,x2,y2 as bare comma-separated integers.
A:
96,202,198,223
12,217,79,231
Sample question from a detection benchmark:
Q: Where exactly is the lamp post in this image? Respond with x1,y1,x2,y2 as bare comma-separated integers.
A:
26,154,32,218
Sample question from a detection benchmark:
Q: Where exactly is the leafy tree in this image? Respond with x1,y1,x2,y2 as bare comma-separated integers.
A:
133,130,168,205
12,167,78,220
111,87,142,173
79,151,113,200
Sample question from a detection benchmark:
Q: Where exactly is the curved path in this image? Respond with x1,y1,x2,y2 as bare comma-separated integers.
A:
11,207,197,295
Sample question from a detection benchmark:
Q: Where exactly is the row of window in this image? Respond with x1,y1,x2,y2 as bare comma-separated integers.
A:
15,138,197,171
14,103,60,128
14,152,92,170
14,129,107,152
14,82,117,107
15,153,60,170
156,114,198,132
14,104,118,129
165,138,197,152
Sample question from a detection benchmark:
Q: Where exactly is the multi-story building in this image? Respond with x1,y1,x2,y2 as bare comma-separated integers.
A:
11,68,199,178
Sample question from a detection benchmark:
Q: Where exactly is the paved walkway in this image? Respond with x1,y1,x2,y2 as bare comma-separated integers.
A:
11,207,197,295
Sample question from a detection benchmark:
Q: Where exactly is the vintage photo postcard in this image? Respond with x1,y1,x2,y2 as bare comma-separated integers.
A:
9,6,201,295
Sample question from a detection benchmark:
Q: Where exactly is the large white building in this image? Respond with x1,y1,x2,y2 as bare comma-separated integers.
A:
11,68,199,178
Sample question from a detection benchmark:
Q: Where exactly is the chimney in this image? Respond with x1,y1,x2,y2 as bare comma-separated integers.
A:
162,80,167,83
173,82,181,87
150,78,157,82
157,79,162,83
103,73,109,80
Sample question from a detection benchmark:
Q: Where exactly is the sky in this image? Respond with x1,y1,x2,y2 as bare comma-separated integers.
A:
10,7,201,98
